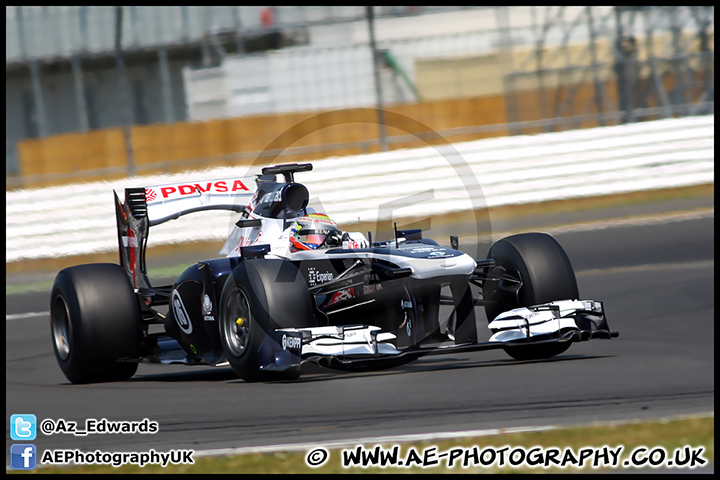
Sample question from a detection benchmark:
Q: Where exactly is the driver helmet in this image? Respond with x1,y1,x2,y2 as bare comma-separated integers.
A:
289,213,342,251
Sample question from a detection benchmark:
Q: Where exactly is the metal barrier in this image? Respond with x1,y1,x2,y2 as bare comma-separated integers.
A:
6,103,711,190
6,114,714,263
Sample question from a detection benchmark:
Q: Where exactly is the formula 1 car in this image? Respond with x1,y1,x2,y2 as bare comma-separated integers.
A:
50,163,618,384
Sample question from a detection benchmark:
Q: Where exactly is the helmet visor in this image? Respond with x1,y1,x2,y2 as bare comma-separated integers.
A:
299,233,328,247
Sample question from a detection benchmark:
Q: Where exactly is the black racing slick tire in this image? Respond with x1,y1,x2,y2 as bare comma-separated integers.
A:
483,233,579,361
50,263,142,384
218,259,315,382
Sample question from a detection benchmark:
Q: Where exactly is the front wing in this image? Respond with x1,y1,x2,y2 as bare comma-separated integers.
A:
256,299,618,373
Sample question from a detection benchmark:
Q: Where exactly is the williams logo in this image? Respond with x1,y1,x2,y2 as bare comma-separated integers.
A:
172,290,193,334
202,294,215,321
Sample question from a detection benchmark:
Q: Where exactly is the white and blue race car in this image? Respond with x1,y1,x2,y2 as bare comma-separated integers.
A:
50,163,618,383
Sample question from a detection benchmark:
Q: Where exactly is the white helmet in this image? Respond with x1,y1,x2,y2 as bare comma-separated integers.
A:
289,213,342,251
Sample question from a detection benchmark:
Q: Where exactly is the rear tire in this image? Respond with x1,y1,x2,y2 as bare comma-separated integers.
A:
50,264,142,384
483,233,579,360
218,259,314,382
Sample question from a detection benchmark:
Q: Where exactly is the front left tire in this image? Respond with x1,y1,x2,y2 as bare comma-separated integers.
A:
483,233,579,360
218,258,315,382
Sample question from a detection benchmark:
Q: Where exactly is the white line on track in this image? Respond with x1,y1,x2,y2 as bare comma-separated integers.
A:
193,426,560,458
191,412,714,458
577,259,714,276
5,311,49,321
533,208,714,236
460,207,714,243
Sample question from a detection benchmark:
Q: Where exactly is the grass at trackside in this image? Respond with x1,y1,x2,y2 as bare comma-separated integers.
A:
11,415,713,474
483,183,714,221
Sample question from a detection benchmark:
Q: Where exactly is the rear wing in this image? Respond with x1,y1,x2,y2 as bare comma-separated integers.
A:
142,176,256,226
114,175,256,289
114,164,314,289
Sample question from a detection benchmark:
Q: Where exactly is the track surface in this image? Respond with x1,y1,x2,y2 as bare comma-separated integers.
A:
5,199,714,467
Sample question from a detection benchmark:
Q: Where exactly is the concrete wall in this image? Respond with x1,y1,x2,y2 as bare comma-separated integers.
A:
15,95,511,189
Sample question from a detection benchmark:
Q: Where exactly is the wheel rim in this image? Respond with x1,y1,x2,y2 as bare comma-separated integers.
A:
51,295,71,361
223,287,252,357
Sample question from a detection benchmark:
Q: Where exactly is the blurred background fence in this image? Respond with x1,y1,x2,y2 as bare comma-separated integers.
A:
5,6,714,190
